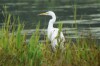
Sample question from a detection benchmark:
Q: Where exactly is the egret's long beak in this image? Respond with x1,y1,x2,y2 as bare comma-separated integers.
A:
38,12,47,15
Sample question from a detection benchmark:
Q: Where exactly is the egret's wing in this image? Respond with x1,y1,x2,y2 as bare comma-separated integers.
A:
50,28,59,41
50,28,65,42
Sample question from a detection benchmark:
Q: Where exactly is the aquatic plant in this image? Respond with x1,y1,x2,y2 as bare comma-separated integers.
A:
0,6,99,66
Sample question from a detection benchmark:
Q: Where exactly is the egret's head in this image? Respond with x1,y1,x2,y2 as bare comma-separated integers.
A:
38,11,55,17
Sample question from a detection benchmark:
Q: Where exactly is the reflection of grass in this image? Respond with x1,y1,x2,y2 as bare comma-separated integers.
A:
0,14,99,66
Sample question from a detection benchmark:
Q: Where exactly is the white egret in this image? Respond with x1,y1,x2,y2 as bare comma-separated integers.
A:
39,11,65,51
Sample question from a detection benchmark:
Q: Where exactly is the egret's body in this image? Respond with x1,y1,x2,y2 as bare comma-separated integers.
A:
39,11,65,51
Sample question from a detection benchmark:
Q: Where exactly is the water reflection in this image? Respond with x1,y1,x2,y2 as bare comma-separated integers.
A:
0,0,100,43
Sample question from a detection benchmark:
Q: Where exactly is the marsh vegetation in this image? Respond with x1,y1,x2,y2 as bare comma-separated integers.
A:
0,0,100,66
0,12,99,66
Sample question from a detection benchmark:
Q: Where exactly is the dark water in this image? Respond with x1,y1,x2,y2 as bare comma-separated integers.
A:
0,0,100,43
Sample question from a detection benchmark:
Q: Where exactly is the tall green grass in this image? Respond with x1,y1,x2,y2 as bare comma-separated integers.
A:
0,13,43,66
41,36,99,66
0,9,99,66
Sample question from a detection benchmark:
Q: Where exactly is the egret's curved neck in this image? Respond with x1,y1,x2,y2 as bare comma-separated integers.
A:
48,14,56,29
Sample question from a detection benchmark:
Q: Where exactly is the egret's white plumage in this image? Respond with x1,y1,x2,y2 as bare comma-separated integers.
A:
39,11,65,51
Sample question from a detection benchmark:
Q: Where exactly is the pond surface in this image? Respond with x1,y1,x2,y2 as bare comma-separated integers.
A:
0,0,100,43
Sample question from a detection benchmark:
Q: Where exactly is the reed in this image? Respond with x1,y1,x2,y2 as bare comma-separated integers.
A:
0,13,43,66
0,8,99,66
